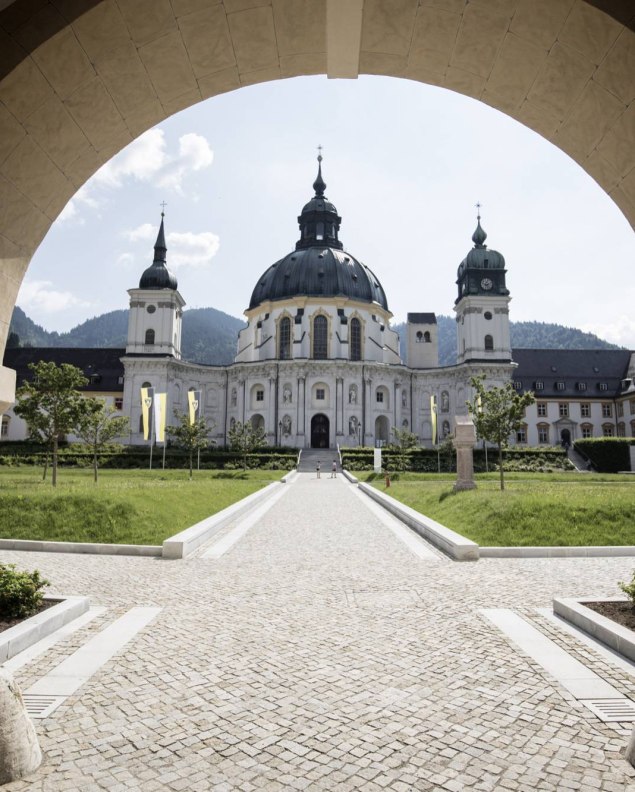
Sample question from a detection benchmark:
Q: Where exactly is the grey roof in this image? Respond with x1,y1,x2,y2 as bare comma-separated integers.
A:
3,347,125,392
511,348,631,398
407,313,437,324
248,246,389,311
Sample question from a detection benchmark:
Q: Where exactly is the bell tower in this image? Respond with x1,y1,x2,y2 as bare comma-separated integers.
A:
126,211,185,358
454,210,511,364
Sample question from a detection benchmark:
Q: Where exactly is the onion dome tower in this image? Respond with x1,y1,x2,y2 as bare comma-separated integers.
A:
454,207,511,364
126,210,185,359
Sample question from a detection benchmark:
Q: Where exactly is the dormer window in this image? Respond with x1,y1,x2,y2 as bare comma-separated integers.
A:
555,382,565,391
576,382,587,391
535,381,544,391
513,381,522,390
599,382,608,391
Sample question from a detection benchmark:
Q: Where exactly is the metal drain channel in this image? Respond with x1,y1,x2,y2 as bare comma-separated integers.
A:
582,698,635,723
22,694,66,719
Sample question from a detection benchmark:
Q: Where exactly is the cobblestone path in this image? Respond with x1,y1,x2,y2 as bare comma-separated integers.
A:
3,474,635,791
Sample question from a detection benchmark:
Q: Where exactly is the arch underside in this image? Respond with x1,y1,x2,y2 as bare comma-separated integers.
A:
0,0,633,407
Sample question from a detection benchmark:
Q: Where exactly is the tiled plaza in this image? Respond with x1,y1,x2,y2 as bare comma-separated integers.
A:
2,474,635,791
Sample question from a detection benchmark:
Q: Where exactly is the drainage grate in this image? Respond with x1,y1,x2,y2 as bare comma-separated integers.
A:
582,698,635,723
22,694,66,719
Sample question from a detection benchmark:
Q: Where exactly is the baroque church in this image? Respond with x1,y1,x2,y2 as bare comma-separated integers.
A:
122,156,515,450
3,159,634,449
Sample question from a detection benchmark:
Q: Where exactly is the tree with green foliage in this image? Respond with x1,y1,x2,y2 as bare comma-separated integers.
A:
13,362,91,487
228,420,267,471
167,410,215,479
466,375,535,491
390,426,418,471
0,563,49,619
75,399,130,483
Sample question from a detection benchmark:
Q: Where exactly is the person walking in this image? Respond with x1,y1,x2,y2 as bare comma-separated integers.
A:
331,459,337,478
316,460,321,479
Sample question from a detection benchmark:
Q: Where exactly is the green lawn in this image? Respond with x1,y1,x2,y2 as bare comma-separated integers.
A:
369,472,635,546
0,468,285,546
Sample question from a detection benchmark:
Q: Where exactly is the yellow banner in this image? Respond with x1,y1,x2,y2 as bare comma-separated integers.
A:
140,387,153,441
188,389,201,425
154,392,167,443
430,394,437,445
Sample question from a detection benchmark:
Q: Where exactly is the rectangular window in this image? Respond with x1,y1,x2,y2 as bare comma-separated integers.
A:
580,403,590,417
555,382,565,391
537,402,547,417
513,381,522,391
617,402,624,417
603,424,614,437
602,403,612,418
559,403,569,418
535,381,544,391
0,417,8,437
316,388,325,400
516,426,527,443
256,390,264,402
114,398,123,410
599,383,608,391
577,382,587,391
538,425,549,444
376,391,384,403
581,425,592,439
631,398,635,415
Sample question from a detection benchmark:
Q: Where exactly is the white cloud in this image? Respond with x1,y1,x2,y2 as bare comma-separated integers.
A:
167,231,220,269
56,184,98,225
581,316,635,349
116,252,135,267
125,223,156,243
17,280,91,314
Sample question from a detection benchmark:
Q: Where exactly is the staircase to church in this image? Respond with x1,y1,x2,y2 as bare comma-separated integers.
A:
297,448,339,473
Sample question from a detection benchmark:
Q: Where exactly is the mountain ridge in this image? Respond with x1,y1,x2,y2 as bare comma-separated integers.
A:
9,306,621,367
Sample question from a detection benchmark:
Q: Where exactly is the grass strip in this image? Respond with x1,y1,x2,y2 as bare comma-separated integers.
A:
0,468,284,545
369,473,635,547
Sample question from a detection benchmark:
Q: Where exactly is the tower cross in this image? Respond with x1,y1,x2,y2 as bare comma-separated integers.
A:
160,200,167,216
475,201,481,219
317,144,323,162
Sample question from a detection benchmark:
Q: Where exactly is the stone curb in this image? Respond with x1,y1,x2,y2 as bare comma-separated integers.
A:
553,596,635,663
162,481,283,559
0,595,90,663
481,546,635,558
0,539,162,557
357,482,479,562
342,470,358,484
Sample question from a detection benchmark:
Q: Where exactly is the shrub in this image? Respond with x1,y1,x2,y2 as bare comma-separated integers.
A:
619,570,635,611
575,438,633,473
0,563,49,620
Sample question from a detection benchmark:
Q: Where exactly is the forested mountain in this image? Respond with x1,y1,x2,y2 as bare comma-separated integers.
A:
394,316,621,366
10,306,620,368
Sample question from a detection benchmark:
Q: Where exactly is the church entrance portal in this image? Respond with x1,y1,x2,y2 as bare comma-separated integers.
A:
561,429,571,447
311,414,329,448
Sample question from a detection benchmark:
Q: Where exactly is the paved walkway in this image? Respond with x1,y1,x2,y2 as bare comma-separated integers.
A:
2,474,635,791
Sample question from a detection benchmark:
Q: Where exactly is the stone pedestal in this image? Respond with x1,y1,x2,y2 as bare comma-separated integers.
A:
0,670,42,784
452,416,477,492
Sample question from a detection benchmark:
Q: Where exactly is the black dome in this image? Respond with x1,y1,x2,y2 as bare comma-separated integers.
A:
457,218,505,278
249,247,388,310
139,215,178,291
248,156,388,311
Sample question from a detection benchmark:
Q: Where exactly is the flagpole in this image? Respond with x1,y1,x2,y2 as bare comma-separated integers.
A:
149,419,154,470
162,440,166,470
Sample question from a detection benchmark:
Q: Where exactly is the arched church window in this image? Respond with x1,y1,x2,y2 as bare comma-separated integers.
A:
145,329,155,345
350,318,361,361
313,315,328,359
416,331,423,343
279,317,291,359
484,335,494,351
424,331,431,343
316,222,324,241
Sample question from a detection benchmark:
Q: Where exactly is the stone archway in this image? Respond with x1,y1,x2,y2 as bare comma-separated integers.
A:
311,413,329,448
0,0,633,410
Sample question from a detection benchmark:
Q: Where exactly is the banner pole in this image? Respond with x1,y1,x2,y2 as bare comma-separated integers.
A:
162,441,166,470
197,447,200,471
149,420,154,470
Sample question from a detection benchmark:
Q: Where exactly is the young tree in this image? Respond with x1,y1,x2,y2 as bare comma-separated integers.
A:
466,375,535,491
13,362,91,487
75,399,130,483
167,410,215,479
228,420,266,471
390,426,418,471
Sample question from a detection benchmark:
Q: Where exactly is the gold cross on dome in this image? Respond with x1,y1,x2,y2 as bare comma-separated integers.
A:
160,200,167,215
317,144,323,162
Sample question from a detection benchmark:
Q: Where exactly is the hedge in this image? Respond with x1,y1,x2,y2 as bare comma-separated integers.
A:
340,446,570,473
574,438,634,473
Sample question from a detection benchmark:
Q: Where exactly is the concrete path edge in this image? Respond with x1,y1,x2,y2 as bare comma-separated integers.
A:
0,539,162,557
0,594,90,663
356,481,479,561
162,480,284,559
553,596,635,663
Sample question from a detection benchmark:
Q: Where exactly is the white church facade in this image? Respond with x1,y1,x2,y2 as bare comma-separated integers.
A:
121,158,517,450
3,159,634,449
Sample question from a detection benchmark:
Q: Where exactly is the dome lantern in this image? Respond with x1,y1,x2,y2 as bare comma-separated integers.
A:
296,155,343,251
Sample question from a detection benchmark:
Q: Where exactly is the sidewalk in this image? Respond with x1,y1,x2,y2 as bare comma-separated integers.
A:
2,473,635,790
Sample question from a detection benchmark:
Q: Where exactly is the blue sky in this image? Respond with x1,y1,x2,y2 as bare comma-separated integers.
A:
18,75,635,347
